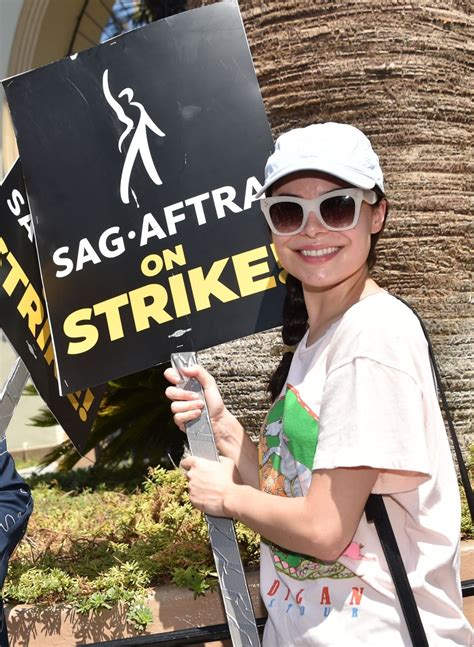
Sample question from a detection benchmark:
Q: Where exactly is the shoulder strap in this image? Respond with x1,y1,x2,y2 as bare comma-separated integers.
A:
394,296,474,521
365,494,429,647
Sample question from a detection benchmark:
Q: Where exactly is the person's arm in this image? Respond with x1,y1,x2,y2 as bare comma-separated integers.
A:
181,455,378,562
164,365,259,488
0,437,34,583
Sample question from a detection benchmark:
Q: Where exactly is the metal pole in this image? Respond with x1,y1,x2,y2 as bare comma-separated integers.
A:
0,357,29,439
171,352,261,647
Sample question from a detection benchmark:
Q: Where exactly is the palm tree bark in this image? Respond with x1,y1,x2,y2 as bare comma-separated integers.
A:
192,0,472,456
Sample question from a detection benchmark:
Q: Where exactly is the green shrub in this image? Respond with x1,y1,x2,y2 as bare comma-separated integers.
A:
460,444,474,539
3,467,259,631
460,487,473,538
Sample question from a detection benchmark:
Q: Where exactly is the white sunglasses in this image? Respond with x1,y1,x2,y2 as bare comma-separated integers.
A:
260,188,378,235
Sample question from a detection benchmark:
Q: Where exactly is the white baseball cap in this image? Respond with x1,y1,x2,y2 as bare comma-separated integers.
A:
255,122,384,197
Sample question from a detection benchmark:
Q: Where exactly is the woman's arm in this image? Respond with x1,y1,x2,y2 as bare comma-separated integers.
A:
164,365,259,488
181,456,378,562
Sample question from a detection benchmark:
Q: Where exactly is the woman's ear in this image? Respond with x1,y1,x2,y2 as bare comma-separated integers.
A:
371,198,387,234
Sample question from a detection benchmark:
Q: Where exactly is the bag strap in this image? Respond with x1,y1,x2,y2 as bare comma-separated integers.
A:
365,494,429,647
394,296,474,520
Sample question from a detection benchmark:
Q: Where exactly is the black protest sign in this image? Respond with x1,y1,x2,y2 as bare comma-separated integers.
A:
0,159,105,452
3,3,284,396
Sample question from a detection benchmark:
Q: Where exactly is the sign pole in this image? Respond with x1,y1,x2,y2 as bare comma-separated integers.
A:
0,356,29,439
171,352,261,647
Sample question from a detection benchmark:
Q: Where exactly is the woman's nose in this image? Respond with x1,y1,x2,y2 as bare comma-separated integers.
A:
302,211,325,237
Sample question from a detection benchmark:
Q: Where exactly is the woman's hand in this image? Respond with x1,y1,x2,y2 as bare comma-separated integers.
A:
164,364,259,488
181,455,241,517
164,364,226,433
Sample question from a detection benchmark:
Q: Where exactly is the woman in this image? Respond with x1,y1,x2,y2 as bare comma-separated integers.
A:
165,123,472,645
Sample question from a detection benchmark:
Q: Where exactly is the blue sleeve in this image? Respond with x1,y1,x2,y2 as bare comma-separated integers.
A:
0,437,33,588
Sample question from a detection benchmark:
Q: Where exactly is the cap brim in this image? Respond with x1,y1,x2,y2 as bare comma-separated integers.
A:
254,160,377,198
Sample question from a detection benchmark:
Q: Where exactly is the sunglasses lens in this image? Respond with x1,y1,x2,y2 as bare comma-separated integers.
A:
320,195,356,229
269,201,304,233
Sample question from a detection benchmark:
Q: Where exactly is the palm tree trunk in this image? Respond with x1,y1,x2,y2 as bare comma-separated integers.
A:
195,0,472,455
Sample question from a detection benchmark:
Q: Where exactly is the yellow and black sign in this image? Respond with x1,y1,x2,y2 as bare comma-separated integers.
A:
3,3,285,395
0,160,105,452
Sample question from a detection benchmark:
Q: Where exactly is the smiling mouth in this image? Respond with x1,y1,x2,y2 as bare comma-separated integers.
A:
300,247,339,257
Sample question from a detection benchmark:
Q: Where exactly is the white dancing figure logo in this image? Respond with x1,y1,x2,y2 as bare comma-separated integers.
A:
102,69,165,205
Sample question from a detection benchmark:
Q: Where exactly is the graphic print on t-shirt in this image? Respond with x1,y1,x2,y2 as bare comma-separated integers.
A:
261,385,319,497
260,385,358,581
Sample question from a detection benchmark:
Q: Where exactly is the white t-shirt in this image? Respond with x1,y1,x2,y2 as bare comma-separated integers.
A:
259,291,473,646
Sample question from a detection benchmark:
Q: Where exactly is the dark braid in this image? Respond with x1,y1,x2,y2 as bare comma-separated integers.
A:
367,195,388,270
267,274,308,401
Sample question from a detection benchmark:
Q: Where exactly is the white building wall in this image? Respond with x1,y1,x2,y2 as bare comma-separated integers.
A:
1,0,66,456
0,0,23,177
